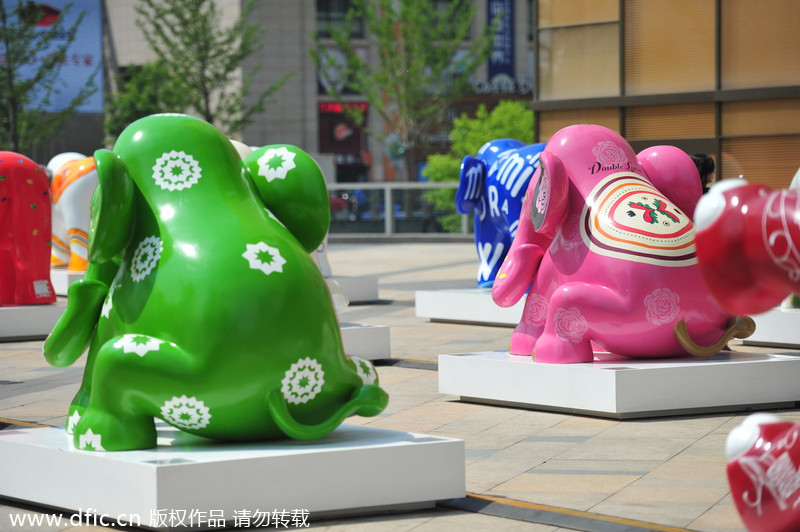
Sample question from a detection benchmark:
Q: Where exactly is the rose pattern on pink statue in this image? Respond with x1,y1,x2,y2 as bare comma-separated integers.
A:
643,288,681,326
492,124,754,363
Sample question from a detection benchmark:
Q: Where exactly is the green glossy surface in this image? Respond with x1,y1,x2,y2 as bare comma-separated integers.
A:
43,114,387,451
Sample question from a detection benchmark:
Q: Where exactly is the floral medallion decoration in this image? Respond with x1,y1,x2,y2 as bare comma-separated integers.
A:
281,357,325,405
152,150,202,191
243,242,286,275
350,355,377,385
644,287,681,325
130,236,162,282
160,395,211,430
67,411,81,435
78,428,105,451
113,334,164,357
257,147,296,183
554,307,588,343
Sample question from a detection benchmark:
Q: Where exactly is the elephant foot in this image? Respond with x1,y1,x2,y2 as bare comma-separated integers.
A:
72,409,156,451
65,405,86,435
509,331,536,356
532,334,594,363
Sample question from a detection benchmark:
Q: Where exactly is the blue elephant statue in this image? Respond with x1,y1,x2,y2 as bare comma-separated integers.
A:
456,139,546,287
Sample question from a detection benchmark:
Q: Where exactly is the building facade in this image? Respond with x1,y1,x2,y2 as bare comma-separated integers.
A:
78,1,800,188
530,0,800,188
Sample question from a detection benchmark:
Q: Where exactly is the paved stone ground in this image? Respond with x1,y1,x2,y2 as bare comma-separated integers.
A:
2,242,798,531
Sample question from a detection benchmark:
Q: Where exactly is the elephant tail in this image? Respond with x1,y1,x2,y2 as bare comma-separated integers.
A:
266,385,388,441
673,315,756,357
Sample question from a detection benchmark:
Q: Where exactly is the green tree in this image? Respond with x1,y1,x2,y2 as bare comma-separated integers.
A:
104,61,185,143
134,0,291,136
0,0,99,154
311,0,496,181
422,100,534,232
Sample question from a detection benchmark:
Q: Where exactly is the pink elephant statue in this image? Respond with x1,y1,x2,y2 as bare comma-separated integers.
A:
726,413,800,532
48,154,97,271
0,152,55,305
694,179,800,316
492,124,754,363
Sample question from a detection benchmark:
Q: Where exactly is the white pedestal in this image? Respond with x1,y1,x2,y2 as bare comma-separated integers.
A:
415,289,523,326
329,276,379,304
340,322,391,360
0,301,66,341
0,424,464,531
438,350,800,419
50,269,84,296
743,308,800,348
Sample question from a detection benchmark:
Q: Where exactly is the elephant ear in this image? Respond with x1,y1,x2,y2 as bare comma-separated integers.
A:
455,156,485,214
530,151,568,235
89,149,134,263
244,145,330,253
637,146,702,218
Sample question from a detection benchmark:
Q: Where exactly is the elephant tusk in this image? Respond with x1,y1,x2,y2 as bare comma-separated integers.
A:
673,316,756,357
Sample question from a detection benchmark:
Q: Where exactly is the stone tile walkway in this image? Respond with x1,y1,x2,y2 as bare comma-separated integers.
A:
2,242,796,531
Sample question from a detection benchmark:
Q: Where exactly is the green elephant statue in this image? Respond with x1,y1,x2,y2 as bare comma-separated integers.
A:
43,113,388,451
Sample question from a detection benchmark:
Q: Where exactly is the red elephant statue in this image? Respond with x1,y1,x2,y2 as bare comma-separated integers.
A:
0,152,55,305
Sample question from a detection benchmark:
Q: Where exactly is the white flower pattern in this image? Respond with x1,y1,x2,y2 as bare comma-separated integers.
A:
243,242,286,275
78,428,105,451
101,284,115,318
131,236,162,282
160,395,211,430
113,334,164,357
66,410,81,435
281,357,325,405
257,147,296,182
350,355,377,385
152,150,202,191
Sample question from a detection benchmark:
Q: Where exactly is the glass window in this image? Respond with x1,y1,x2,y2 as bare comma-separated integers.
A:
538,23,620,100
538,0,618,28
624,0,715,96
317,0,364,39
721,0,800,89
721,136,800,188
722,99,800,137
625,103,715,140
538,108,620,140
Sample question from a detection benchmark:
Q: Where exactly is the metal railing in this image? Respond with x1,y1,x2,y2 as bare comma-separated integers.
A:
327,181,471,237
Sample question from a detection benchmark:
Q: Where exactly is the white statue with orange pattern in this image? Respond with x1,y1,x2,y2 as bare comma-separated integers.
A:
47,153,98,271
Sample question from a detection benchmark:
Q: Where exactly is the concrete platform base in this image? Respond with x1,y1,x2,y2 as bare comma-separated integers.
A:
0,424,464,531
744,307,800,349
330,275,380,304
0,301,66,341
51,269,84,296
415,289,523,326
340,322,391,360
438,350,800,419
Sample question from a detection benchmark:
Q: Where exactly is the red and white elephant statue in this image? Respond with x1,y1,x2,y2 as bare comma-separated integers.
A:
0,152,55,305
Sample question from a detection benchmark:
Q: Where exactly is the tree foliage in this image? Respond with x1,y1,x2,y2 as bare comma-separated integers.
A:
132,0,291,136
104,61,185,142
311,0,496,180
0,0,99,154
422,100,534,232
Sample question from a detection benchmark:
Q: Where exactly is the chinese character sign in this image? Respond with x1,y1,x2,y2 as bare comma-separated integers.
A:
488,0,514,84
13,0,103,113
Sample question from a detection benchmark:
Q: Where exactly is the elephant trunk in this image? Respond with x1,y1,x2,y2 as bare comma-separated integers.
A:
673,316,756,357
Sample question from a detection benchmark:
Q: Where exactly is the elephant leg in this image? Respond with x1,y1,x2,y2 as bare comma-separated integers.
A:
72,334,201,451
534,283,632,363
